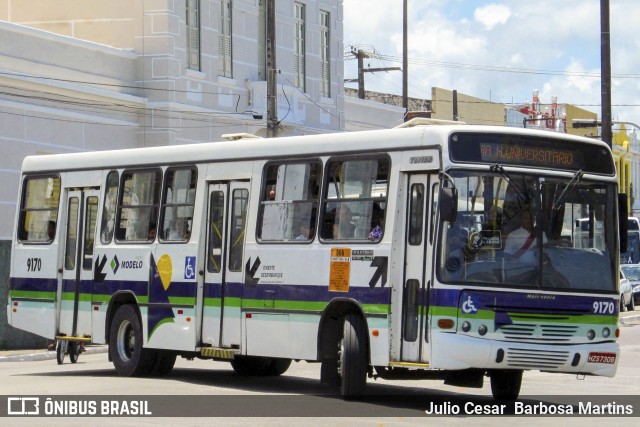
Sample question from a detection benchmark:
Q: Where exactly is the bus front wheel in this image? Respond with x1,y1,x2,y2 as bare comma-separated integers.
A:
109,305,153,376
339,314,368,397
489,369,523,401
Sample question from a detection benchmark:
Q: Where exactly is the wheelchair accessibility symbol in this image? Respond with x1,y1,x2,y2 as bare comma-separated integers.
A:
461,295,478,314
184,256,196,279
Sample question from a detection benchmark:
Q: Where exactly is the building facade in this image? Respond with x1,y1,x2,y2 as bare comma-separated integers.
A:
0,0,345,240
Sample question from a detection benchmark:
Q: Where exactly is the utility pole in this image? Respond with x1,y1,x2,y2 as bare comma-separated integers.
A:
402,0,408,112
351,49,400,100
266,0,278,137
601,0,612,147
452,90,459,121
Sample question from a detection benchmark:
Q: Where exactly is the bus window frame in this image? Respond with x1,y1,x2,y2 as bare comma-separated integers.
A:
256,158,323,244
158,165,198,244
318,154,391,243
114,167,162,244
17,173,61,245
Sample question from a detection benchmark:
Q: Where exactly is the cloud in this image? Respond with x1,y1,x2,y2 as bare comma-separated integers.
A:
474,4,511,30
343,0,640,122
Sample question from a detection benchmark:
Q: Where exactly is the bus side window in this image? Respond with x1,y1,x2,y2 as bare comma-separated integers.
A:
160,167,197,242
17,175,61,243
320,156,389,241
100,171,119,244
116,169,161,242
258,161,321,242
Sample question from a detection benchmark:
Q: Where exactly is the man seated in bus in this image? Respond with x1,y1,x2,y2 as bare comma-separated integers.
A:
503,208,540,262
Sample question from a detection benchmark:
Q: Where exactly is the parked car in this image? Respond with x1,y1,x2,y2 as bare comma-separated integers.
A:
620,264,640,307
619,269,635,312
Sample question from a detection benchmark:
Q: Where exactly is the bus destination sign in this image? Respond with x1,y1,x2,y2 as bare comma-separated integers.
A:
479,142,579,169
448,132,614,175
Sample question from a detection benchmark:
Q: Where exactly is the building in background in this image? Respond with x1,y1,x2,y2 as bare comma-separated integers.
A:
0,0,344,348
0,0,345,240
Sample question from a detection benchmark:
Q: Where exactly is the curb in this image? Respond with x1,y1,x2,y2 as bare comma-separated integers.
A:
0,345,108,363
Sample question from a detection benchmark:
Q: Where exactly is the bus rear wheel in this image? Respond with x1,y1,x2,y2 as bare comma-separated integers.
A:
490,369,523,401
231,356,291,376
148,350,177,376
109,305,154,376
339,314,368,397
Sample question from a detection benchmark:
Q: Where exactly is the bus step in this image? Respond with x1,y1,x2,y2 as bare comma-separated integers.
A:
55,336,92,342
200,347,239,360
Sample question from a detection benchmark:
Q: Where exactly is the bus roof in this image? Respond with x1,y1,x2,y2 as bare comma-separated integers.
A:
20,125,612,174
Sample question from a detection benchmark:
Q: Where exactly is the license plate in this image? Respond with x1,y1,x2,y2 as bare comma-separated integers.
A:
587,352,616,364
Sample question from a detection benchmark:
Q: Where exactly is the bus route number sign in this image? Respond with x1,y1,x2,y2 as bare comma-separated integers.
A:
329,248,351,292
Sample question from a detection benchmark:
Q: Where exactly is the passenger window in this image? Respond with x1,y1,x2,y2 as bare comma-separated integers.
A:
258,161,321,242
18,175,61,243
116,169,161,242
320,157,389,241
160,167,197,242
100,171,119,244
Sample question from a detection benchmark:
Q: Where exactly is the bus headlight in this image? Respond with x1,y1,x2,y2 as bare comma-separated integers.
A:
461,321,471,332
587,329,596,340
602,328,610,338
478,325,488,336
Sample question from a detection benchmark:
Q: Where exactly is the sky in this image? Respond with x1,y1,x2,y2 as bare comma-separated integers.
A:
343,0,640,127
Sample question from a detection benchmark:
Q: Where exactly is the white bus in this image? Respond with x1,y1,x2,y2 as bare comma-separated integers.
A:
8,121,625,399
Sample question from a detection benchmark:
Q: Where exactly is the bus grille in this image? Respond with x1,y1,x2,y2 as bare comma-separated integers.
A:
506,347,570,369
499,323,579,342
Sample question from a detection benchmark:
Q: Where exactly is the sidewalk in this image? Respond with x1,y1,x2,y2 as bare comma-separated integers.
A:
0,345,108,362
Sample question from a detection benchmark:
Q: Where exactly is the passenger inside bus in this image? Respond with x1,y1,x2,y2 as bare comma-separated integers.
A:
369,203,385,240
168,219,190,240
503,208,540,262
332,204,355,239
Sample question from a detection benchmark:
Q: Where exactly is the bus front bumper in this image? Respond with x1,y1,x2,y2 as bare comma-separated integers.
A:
430,331,619,378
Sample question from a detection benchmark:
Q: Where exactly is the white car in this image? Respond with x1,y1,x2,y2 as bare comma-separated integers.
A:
621,264,640,307
619,269,635,312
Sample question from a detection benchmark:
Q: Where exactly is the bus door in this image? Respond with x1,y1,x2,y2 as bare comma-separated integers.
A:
400,174,432,363
201,181,250,348
59,189,100,340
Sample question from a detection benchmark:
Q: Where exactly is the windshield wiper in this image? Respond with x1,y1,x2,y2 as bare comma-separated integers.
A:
551,170,583,211
490,163,527,198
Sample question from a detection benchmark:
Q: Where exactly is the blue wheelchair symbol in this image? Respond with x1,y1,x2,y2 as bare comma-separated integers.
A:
184,256,196,279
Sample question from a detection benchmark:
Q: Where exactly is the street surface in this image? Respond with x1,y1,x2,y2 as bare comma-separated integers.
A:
0,312,639,426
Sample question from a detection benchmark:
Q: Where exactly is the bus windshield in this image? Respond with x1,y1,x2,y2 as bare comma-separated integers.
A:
438,170,617,293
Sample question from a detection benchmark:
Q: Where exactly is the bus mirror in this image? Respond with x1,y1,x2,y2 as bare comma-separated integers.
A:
619,193,628,253
439,187,458,223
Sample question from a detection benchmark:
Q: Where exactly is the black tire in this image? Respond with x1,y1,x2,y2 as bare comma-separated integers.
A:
628,295,636,311
268,358,292,376
231,356,291,376
490,370,523,401
69,342,79,364
56,340,65,365
339,314,368,397
109,305,154,376
148,350,177,376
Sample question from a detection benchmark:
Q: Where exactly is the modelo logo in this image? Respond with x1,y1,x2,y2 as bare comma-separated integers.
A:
121,260,144,269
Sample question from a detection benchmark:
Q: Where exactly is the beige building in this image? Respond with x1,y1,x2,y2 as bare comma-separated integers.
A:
0,0,345,240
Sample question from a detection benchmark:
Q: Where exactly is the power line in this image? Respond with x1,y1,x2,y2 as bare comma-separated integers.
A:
344,50,640,79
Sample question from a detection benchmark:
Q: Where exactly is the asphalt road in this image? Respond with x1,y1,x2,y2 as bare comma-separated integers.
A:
0,312,639,426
